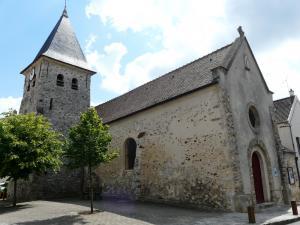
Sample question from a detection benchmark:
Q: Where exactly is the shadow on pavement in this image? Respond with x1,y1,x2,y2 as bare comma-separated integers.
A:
57,197,218,225
0,203,33,215
15,215,88,225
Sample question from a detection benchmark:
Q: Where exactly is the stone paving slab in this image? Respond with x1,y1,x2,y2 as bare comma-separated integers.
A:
0,199,299,225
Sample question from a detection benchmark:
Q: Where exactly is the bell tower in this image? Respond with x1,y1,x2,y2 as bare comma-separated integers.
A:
16,7,96,199
20,7,96,134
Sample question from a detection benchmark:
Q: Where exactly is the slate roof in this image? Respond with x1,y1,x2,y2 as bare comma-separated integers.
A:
21,9,95,74
96,36,246,123
273,96,295,123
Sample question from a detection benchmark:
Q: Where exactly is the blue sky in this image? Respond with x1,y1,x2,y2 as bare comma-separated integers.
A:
0,0,300,113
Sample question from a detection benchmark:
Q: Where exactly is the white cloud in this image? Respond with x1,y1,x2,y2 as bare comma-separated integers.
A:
85,0,300,100
85,34,98,53
85,0,231,94
0,97,22,114
257,39,300,99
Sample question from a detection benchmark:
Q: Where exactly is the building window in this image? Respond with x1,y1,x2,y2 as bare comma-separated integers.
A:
71,78,78,90
49,98,53,110
36,106,44,115
27,82,30,91
296,137,300,155
125,138,137,170
56,74,64,86
248,106,260,129
244,55,250,71
32,74,36,87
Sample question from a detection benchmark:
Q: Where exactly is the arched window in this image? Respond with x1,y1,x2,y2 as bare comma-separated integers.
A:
56,74,64,86
71,78,78,90
125,138,137,170
32,74,36,87
27,82,30,91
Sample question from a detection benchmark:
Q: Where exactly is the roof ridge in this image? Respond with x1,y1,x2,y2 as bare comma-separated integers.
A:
274,96,294,102
97,42,233,107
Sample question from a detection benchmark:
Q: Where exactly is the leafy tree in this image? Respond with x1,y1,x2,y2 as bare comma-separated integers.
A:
0,111,64,206
65,108,118,213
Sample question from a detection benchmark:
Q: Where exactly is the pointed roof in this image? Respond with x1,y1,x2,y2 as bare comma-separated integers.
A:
273,96,295,123
21,8,95,74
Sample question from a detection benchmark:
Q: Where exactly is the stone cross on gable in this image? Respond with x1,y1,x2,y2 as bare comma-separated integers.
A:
237,26,244,37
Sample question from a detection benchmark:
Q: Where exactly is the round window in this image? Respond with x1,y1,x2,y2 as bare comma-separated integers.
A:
248,106,260,129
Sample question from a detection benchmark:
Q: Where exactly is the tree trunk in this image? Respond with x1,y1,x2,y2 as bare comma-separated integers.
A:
81,167,85,199
89,165,94,214
13,179,17,207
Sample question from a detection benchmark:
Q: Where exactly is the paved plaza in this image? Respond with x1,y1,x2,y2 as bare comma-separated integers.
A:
0,198,300,225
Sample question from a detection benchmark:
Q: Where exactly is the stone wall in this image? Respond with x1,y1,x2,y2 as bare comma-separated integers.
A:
20,57,91,134
96,85,238,211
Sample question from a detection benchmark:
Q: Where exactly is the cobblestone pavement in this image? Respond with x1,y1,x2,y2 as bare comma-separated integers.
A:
0,198,300,225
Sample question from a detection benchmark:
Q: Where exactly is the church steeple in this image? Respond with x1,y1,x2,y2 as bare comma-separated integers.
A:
18,5,95,200
21,7,95,74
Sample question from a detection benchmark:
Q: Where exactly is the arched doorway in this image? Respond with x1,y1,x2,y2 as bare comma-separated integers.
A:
252,152,265,203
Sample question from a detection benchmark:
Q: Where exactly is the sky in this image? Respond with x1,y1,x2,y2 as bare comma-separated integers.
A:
0,0,300,113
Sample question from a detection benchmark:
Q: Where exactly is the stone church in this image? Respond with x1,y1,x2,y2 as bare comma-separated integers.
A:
15,8,298,212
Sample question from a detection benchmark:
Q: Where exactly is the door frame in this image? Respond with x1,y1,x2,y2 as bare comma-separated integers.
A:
250,148,271,203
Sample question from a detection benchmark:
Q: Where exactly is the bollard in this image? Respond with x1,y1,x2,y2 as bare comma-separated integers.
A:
291,201,298,215
247,206,256,224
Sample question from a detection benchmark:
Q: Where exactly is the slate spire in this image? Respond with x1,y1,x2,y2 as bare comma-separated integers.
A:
21,6,95,74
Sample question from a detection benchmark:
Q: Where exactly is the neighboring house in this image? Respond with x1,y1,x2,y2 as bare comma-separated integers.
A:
274,90,300,201
95,28,287,212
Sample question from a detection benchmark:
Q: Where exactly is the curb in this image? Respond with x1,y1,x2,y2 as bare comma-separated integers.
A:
264,216,300,225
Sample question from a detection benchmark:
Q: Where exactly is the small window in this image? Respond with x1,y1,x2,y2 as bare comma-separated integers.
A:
125,138,137,170
248,106,260,129
49,98,53,110
57,74,64,86
244,55,250,70
71,78,78,90
32,74,36,87
27,82,30,91
36,106,44,114
296,137,300,155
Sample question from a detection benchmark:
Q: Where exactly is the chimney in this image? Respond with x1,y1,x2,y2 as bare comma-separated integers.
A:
289,89,295,97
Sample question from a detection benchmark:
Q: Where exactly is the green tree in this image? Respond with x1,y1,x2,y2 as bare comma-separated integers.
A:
0,111,64,206
65,108,118,213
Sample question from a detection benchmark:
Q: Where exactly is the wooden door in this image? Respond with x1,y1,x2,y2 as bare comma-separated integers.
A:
252,152,265,204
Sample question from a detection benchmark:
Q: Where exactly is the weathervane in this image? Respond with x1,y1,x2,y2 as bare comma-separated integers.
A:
65,0,67,9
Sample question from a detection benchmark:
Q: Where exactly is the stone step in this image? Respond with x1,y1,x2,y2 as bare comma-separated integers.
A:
256,202,276,210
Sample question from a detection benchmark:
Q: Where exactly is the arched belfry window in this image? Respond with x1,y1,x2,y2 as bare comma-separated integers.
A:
125,138,137,170
56,74,64,87
32,74,36,87
71,78,78,90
